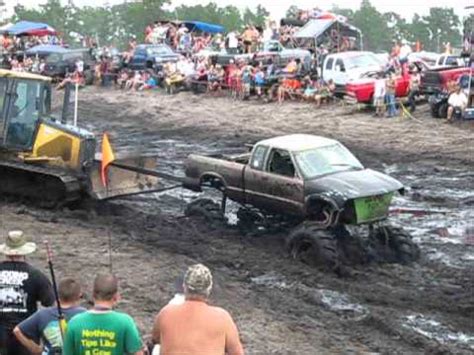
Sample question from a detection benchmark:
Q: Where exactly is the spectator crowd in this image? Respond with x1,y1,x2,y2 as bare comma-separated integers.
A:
0,16,472,118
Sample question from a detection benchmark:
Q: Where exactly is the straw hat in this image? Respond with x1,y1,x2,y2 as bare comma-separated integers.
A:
0,231,36,256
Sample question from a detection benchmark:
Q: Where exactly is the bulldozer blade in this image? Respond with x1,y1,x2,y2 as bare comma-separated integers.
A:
89,156,166,200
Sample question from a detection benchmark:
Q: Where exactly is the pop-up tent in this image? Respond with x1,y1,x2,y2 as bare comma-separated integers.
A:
294,18,362,52
182,21,224,34
2,21,57,36
26,44,68,56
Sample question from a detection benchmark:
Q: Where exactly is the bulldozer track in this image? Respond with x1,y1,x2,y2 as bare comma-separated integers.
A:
0,160,83,206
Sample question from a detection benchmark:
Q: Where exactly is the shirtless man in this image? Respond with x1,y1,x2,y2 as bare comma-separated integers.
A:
152,264,244,355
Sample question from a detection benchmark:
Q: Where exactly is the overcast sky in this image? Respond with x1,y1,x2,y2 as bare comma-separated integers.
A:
3,0,469,22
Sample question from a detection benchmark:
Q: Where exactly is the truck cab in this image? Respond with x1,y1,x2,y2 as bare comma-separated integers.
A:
322,51,384,87
433,55,465,68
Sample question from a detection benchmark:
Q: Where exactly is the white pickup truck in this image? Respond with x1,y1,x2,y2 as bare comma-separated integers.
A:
433,54,465,68
321,51,384,87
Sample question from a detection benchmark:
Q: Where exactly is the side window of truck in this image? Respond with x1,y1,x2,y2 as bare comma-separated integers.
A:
335,59,345,72
250,145,268,170
267,149,295,178
445,57,457,66
325,58,334,71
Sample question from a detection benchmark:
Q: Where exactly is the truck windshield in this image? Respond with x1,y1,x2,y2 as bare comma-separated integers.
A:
346,54,381,69
294,144,363,179
147,46,172,56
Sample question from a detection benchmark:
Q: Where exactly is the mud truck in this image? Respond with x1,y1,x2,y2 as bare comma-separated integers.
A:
184,134,420,268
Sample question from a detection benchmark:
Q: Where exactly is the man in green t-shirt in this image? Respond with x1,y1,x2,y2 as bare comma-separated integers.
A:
63,274,143,355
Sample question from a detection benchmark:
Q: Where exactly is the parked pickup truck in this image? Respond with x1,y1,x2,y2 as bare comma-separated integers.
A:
345,62,427,104
345,73,410,104
420,66,471,95
184,134,403,224
128,44,179,71
203,41,311,70
322,51,384,87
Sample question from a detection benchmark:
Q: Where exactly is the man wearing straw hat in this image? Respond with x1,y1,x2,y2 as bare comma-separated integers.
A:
0,230,54,355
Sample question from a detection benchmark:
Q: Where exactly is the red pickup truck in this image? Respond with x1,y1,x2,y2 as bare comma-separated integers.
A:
419,66,472,95
345,74,411,104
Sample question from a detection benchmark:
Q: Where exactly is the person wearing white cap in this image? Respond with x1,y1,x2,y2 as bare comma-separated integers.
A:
0,230,54,355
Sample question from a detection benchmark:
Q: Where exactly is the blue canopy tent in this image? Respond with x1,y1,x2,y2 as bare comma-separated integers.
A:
2,21,57,36
26,44,68,56
183,21,224,34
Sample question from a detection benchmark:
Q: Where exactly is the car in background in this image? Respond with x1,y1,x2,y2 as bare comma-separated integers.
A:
128,44,179,71
322,51,384,88
432,54,465,68
251,40,311,70
345,61,428,104
43,48,95,84
202,41,311,70
407,51,439,67
420,66,471,95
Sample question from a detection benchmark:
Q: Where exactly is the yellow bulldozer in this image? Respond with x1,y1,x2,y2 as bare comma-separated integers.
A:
0,69,168,206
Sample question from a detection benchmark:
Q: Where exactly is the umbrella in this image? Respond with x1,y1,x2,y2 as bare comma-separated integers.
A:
3,21,57,36
26,44,69,56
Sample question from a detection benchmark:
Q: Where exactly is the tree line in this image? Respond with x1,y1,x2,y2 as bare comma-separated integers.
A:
5,0,469,52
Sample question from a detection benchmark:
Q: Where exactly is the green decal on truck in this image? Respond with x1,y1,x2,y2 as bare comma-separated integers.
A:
354,193,393,223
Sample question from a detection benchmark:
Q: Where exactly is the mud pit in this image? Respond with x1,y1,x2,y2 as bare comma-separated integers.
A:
1,87,473,354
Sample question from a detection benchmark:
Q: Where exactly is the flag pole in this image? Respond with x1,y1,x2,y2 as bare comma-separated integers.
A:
73,82,79,126
44,241,67,340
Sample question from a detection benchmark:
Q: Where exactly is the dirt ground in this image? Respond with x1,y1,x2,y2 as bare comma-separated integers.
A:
1,87,473,354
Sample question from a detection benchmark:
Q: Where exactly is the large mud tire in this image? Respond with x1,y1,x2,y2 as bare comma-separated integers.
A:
438,102,448,119
369,226,420,264
430,103,440,118
286,224,340,270
333,226,369,265
185,198,225,225
236,208,266,235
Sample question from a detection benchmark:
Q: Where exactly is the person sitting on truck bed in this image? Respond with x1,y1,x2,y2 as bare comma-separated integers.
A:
446,86,468,123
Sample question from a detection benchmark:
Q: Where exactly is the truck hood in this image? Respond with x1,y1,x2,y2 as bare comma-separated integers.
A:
153,54,179,62
346,66,383,81
305,168,403,201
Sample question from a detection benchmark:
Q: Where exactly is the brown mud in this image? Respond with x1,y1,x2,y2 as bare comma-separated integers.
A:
1,87,473,354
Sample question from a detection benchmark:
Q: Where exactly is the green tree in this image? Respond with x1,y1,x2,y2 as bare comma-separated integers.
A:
352,0,392,51
405,14,430,50
242,5,269,28
285,5,299,19
422,8,461,52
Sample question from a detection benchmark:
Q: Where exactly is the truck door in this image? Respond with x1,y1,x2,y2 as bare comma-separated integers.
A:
323,57,335,83
244,147,305,216
332,58,347,86
129,48,146,70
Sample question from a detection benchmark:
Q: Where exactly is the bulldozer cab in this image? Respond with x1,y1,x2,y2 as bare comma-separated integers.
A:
0,71,51,151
